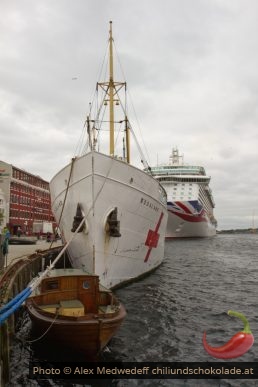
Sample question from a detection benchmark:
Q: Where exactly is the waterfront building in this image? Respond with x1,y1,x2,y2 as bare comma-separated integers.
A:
0,160,55,235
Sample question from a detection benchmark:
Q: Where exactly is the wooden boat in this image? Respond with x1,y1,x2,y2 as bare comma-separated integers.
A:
26,268,126,356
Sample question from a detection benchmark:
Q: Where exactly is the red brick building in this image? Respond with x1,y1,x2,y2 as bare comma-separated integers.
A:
0,160,56,236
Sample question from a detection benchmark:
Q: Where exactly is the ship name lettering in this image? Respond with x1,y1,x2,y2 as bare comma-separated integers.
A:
140,197,158,212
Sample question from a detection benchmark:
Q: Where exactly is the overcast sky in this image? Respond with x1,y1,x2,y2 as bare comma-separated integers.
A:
1,0,258,230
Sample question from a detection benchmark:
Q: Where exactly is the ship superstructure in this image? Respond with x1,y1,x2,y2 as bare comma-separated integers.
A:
150,148,217,238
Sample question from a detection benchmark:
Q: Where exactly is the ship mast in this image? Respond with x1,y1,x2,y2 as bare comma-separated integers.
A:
109,21,115,156
97,21,129,161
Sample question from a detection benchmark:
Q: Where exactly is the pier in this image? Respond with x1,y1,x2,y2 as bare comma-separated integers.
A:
0,239,63,386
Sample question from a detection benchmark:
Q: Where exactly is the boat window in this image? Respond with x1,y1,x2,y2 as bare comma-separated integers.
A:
45,280,59,290
83,280,90,290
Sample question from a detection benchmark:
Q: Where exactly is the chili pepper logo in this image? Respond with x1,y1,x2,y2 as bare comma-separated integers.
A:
203,310,254,359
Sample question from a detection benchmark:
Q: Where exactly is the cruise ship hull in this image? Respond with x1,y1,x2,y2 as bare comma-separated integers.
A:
50,152,168,289
166,200,216,238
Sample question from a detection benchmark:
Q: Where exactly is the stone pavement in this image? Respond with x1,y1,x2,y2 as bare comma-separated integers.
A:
6,239,62,266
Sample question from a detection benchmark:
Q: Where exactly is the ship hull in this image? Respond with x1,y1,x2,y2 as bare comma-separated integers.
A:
50,152,167,289
166,200,216,238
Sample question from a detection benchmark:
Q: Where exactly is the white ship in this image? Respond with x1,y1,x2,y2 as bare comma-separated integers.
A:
149,148,217,238
49,22,168,289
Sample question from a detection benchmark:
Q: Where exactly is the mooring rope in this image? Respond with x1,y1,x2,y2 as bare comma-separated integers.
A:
18,308,60,344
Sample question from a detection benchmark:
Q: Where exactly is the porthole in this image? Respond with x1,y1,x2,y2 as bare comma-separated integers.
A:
83,280,90,290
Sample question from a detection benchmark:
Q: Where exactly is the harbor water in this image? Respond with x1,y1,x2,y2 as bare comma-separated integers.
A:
7,233,258,386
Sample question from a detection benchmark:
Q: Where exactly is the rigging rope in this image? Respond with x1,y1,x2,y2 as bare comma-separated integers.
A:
73,42,109,157
113,41,152,166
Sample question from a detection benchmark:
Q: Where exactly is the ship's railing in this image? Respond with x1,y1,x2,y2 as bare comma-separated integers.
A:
157,176,211,184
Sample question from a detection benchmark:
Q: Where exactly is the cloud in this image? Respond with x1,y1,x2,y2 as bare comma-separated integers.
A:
1,0,258,229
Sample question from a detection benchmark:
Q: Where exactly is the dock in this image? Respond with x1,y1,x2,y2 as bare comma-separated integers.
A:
0,238,64,386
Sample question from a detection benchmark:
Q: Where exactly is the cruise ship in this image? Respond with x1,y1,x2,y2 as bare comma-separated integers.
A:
149,149,217,238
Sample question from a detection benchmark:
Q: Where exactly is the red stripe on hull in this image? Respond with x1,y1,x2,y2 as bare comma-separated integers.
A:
168,209,207,223
174,201,193,214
